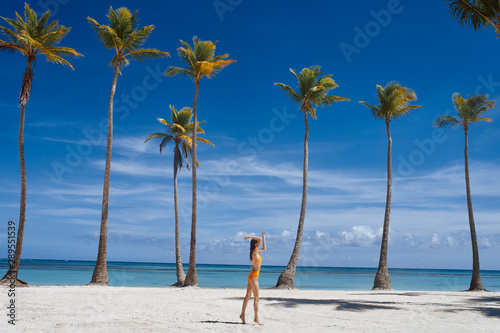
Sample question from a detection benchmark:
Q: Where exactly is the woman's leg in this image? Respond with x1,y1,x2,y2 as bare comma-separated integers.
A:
240,281,252,323
249,277,263,325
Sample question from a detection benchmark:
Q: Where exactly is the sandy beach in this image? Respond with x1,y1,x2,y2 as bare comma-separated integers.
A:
1,286,499,332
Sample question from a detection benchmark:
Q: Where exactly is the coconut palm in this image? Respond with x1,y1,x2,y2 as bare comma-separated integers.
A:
0,3,81,285
360,82,421,290
434,93,495,291
145,105,213,286
87,7,170,285
274,65,349,289
165,36,234,286
446,0,500,37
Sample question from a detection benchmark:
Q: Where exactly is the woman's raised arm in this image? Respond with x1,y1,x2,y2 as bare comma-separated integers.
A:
258,232,266,253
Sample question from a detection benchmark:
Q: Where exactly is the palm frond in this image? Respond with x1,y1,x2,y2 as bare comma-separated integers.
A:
449,92,496,125
275,83,302,104
317,95,351,108
176,108,193,125
433,115,461,128
472,116,493,122
157,117,171,127
181,142,191,171
89,7,166,69
40,52,75,69
173,145,184,172
446,0,497,31
144,132,170,142
168,36,234,82
127,48,170,62
172,123,187,134
196,137,214,146
1,5,79,70
122,25,155,51
165,66,193,78
362,82,421,121
159,135,174,154
360,101,384,119
277,65,348,117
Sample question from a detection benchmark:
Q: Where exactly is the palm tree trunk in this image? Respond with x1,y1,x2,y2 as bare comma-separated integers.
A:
183,81,200,287
90,66,120,285
464,129,483,291
1,60,34,285
275,111,309,289
373,120,392,290
173,156,186,286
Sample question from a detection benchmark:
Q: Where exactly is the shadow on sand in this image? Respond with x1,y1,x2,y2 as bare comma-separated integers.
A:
225,296,400,312
200,320,244,325
226,293,500,318
263,297,401,311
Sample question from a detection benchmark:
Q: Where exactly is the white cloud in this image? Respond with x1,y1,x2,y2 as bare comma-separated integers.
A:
431,233,440,248
114,135,160,155
339,225,381,247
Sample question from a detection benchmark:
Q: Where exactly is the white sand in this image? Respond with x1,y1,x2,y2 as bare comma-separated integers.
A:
1,286,499,332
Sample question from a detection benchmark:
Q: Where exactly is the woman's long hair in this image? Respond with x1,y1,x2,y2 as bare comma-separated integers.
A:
249,239,258,261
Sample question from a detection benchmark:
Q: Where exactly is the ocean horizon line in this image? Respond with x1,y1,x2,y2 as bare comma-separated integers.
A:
1,258,499,274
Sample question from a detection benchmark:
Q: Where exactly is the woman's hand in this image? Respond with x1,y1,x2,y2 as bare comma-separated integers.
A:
243,236,250,240
262,232,266,237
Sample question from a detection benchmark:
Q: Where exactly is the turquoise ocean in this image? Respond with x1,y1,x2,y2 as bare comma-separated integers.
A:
1,259,500,291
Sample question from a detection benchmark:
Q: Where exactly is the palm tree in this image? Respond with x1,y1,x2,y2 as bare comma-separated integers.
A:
446,0,500,37
274,65,349,289
360,82,421,290
165,36,234,286
145,105,213,286
87,7,169,285
434,93,495,291
0,3,81,285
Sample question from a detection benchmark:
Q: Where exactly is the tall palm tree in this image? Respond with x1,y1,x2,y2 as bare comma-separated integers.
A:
145,105,213,286
165,36,234,286
274,65,349,289
0,3,81,285
360,82,421,290
87,7,169,285
434,93,495,291
446,0,500,37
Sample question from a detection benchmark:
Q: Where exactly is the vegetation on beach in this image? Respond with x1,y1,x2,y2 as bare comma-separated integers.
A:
446,0,500,37
0,2,497,290
87,6,169,285
0,3,81,285
274,66,349,289
145,106,214,286
434,93,495,291
165,36,235,287
360,82,422,290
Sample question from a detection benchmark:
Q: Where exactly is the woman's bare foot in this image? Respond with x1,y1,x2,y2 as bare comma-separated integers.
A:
239,314,246,324
254,318,263,325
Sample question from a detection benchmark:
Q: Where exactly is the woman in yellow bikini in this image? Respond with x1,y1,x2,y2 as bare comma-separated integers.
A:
240,232,266,325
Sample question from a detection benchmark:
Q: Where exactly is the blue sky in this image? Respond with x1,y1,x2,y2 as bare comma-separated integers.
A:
1,0,499,270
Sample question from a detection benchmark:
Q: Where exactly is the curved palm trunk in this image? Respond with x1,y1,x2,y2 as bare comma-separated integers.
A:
183,81,200,287
275,111,309,289
173,157,186,286
90,66,120,285
2,60,34,285
373,121,392,290
464,129,483,291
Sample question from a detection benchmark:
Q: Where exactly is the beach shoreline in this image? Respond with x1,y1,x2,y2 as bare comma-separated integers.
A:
1,286,499,332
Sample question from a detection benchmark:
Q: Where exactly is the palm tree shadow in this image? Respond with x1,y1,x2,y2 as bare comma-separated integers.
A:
466,296,500,318
253,297,401,311
201,320,243,325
